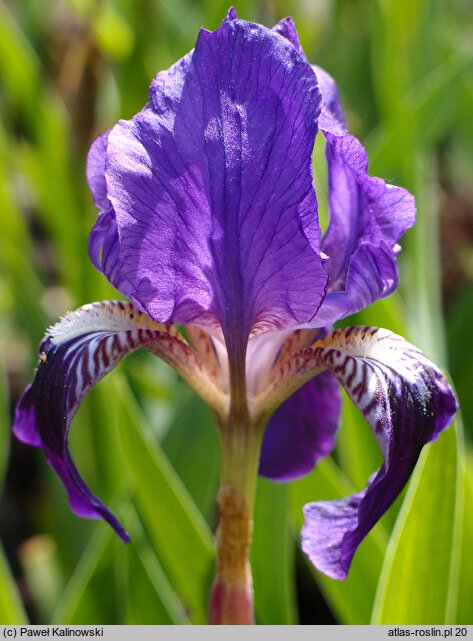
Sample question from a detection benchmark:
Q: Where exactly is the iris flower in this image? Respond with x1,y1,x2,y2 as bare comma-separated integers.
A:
13,9,457,624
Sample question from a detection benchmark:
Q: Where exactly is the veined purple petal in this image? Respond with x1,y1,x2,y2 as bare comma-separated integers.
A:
312,67,415,324
259,371,340,481
87,134,132,296
312,65,346,135
12,302,222,540
321,132,415,292
271,17,305,58
311,241,400,327
100,17,327,353
87,132,111,212
262,28,415,327
298,326,457,580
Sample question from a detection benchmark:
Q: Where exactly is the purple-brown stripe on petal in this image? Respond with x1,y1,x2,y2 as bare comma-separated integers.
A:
12,301,223,540
298,326,457,579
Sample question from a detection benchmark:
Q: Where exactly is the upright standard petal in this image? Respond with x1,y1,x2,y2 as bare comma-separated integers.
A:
13,302,224,540
254,326,457,579
267,26,416,327
86,134,130,295
101,17,328,353
313,67,415,324
321,132,415,293
271,17,304,57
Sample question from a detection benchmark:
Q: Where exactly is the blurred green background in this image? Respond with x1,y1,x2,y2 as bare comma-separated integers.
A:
0,0,472,626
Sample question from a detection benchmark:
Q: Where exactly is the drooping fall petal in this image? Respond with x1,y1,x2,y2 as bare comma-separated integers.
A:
254,326,456,578
13,301,223,539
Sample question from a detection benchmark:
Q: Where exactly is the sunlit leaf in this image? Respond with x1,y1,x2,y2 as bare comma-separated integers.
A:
372,424,460,623
252,479,297,624
0,543,28,624
455,454,473,624
119,507,189,624
52,515,117,623
114,376,215,624
162,384,220,521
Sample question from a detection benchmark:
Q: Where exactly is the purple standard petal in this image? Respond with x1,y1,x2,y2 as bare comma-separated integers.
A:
87,135,131,295
12,301,221,540
321,133,415,292
101,17,328,355
259,371,341,481
263,28,415,327
87,132,111,212
297,326,458,580
312,66,415,324
271,17,305,58
312,65,346,135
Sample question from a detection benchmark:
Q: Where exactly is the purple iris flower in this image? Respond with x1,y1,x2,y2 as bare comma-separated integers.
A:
13,8,457,603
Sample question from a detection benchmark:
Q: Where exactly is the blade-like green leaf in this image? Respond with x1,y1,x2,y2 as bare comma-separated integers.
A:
251,478,297,624
119,507,190,624
114,375,215,624
290,457,387,624
52,520,114,623
0,356,8,492
372,423,461,624
162,384,219,521
0,542,28,624
52,499,188,625
455,454,473,624
0,3,39,125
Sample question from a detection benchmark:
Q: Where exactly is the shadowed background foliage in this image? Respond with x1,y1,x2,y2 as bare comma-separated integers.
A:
0,0,472,625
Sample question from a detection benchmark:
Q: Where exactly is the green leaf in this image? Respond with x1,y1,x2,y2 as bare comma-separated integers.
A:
0,126,47,341
0,356,9,492
290,457,387,624
251,479,297,624
0,543,28,624
372,423,460,624
53,494,188,624
0,3,40,125
114,375,215,624
92,3,135,61
162,384,220,521
19,98,87,297
120,507,190,624
52,523,114,623
455,453,473,624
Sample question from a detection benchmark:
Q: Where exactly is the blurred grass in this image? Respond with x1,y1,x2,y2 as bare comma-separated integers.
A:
0,0,472,625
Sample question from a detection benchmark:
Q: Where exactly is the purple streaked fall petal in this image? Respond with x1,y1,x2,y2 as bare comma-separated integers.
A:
261,325,457,580
91,15,328,354
12,301,223,540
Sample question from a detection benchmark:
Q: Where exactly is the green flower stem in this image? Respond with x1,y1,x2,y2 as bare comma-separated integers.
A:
208,409,266,624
